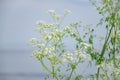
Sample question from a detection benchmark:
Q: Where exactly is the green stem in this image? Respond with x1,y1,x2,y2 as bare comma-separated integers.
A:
99,26,113,60
96,67,100,80
97,26,113,80
51,65,58,80
51,41,59,80
40,59,51,73
68,69,74,80
113,26,117,67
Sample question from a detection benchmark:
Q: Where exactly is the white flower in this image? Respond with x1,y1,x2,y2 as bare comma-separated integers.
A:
81,42,92,49
36,20,45,25
54,14,61,20
74,49,81,56
30,38,38,43
44,48,50,55
49,47,55,51
65,9,71,15
64,26,72,33
45,35,52,40
62,51,74,62
48,10,55,14
37,43,45,47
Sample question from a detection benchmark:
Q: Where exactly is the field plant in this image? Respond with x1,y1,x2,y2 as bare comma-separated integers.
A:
30,0,120,80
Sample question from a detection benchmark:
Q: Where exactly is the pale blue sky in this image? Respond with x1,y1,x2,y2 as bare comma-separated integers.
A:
0,0,101,51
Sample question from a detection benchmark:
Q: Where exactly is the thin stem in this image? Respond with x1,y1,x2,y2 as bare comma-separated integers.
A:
51,65,58,80
101,67,109,80
99,26,113,60
97,26,113,80
113,26,117,67
68,69,74,80
39,38,52,73
96,68,100,80
40,59,51,73
75,25,80,37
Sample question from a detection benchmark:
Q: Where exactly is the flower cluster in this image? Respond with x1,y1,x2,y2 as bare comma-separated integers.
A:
30,0,120,79
30,10,98,80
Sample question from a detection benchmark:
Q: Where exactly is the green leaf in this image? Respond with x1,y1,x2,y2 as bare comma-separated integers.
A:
111,37,115,45
89,35,93,44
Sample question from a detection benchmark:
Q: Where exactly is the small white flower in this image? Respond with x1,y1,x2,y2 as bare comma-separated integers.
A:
64,26,72,33
65,9,71,15
81,42,92,49
54,15,61,20
36,20,45,25
30,38,38,43
49,47,55,51
48,10,55,14
74,49,81,56
37,43,44,47
45,35,52,40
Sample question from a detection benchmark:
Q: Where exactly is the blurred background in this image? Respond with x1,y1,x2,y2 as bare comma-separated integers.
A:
0,0,101,80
